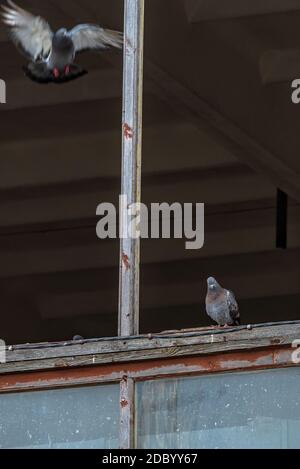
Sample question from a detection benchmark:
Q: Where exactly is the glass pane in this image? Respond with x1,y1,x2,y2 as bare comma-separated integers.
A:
136,368,300,449
0,384,119,449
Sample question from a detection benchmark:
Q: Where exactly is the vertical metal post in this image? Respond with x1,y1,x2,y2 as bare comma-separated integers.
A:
119,0,145,337
119,376,135,449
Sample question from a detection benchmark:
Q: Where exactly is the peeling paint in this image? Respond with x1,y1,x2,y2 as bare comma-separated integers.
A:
120,399,129,408
54,359,69,367
123,123,134,139
0,345,294,394
122,253,131,271
271,338,281,345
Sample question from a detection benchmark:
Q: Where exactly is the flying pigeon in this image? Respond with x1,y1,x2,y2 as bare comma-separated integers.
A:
1,0,123,84
205,277,240,327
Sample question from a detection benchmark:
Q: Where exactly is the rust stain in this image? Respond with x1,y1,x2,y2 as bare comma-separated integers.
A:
0,345,293,393
271,338,281,345
123,123,133,139
122,253,130,271
54,359,70,368
120,399,128,408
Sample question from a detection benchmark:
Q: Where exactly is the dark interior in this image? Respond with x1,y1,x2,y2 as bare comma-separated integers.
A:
0,0,299,344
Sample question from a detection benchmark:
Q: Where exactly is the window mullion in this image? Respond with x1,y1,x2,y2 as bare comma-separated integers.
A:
118,0,145,337
119,376,135,449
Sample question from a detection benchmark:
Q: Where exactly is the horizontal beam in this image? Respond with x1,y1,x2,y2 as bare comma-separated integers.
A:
146,61,300,202
0,166,275,229
2,68,122,111
0,203,299,278
0,322,299,375
0,122,237,190
2,248,297,322
260,49,300,85
36,263,299,319
0,196,281,234
0,93,175,146
184,0,300,22
0,348,295,393
0,162,244,197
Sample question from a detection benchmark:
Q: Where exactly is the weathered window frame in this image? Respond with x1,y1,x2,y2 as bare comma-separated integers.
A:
0,323,299,448
0,0,299,451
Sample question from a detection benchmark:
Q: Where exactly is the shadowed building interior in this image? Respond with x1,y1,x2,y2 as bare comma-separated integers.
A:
0,0,299,344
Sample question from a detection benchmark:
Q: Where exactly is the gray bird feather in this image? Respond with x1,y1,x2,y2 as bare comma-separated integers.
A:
69,24,123,53
1,0,52,60
205,277,240,327
1,0,123,83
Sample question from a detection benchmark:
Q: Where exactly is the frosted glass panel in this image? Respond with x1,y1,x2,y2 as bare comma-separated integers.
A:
0,384,119,449
136,368,300,449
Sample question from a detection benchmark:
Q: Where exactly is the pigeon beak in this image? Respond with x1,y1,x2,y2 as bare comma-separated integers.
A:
207,277,217,290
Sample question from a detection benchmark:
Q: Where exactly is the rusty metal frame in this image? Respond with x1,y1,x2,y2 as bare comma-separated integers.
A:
0,344,296,394
0,343,298,448
1,323,300,447
0,339,298,448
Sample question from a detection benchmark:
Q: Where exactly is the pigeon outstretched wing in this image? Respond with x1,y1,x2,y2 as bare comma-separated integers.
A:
1,0,53,61
227,290,240,325
69,24,123,54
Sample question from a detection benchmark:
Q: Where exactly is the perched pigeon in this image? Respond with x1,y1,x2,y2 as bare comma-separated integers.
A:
205,277,240,327
1,0,123,83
